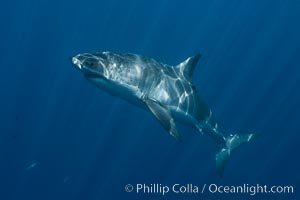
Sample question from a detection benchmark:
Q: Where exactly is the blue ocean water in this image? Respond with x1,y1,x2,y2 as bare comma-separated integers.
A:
0,0,299,199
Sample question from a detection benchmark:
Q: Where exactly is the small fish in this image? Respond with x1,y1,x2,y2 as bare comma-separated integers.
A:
26,162,37,170
63,176,70,183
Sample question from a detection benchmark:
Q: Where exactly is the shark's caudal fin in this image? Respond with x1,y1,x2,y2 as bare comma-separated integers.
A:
216,133,259,176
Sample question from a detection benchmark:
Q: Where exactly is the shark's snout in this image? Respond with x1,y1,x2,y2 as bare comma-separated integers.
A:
72,54,106,79
72,56,82,69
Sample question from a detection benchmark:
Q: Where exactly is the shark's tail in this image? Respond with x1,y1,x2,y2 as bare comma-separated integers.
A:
216,133,259,176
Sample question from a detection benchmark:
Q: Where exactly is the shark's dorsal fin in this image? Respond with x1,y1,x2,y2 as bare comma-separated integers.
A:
175,54,201,82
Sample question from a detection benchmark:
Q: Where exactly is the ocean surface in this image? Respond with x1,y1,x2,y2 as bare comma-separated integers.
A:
0,0,299,199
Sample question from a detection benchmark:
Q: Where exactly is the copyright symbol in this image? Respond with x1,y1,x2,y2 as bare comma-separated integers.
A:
125,184,134,192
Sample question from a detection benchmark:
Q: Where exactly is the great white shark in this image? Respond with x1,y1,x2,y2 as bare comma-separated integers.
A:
71,51,258,175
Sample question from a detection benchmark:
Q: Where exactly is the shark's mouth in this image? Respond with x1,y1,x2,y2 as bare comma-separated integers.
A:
84,73,104,79
82,67,104,79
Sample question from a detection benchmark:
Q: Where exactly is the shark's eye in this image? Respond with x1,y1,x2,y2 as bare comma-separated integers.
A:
85,58,98,68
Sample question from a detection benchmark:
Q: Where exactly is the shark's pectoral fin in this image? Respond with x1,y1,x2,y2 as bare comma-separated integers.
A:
144,98,182,141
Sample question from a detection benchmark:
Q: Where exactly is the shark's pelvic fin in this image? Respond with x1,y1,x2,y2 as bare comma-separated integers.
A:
216,133,260,176
144,98,182,141
175,54,201,81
